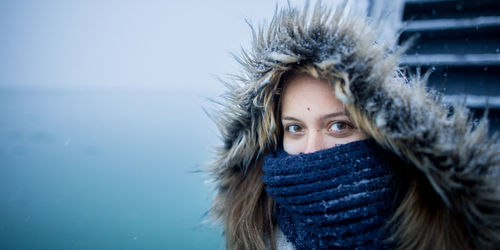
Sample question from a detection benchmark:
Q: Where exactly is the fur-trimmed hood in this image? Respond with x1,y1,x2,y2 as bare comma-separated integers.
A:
209,2,500,249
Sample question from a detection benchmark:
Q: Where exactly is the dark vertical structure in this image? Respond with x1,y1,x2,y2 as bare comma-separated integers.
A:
398,0,500,131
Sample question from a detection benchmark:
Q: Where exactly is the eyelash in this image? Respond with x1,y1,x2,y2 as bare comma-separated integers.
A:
285,124,305,135
327,121,353,133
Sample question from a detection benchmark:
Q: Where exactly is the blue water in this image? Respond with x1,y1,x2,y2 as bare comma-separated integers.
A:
0,90,223,249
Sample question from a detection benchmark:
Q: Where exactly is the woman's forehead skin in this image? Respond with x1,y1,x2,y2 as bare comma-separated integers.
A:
281,75,344,121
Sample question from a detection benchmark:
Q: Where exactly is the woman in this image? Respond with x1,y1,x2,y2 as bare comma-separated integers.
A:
208,2,500,249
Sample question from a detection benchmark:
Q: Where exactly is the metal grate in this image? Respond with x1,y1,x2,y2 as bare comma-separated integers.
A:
399,0,500,131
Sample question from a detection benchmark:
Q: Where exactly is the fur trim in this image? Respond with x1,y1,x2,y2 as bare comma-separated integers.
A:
210,1,500,249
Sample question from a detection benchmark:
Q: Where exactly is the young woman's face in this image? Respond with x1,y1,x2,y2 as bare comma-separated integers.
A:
281,74,369,154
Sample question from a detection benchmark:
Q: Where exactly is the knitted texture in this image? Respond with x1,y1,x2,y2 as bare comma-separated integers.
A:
262,140,398,249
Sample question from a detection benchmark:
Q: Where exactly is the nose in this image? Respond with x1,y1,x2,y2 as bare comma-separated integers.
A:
303,131,326,154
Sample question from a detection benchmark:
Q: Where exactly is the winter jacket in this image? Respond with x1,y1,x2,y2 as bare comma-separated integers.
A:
209,2,500,249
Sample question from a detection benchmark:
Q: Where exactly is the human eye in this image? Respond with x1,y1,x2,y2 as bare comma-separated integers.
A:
327,121,354,137
285,124,305,135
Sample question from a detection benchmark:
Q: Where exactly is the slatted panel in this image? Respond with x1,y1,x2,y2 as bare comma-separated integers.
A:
399,0,500,131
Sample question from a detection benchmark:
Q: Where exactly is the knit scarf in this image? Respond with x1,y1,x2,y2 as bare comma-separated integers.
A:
262,139,398,249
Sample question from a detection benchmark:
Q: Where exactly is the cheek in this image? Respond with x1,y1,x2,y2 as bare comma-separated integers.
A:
324,130,370,146
323,136,340,149
322,137,360,149
354,130,370,141
283,137,301,155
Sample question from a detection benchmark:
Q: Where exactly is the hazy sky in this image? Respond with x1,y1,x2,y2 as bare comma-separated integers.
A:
0,0,327,95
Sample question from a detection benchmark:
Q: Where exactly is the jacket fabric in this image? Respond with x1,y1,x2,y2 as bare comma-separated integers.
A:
209,2,500,249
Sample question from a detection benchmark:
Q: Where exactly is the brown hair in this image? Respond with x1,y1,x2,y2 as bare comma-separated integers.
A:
214,70,284,250
219,158,275,250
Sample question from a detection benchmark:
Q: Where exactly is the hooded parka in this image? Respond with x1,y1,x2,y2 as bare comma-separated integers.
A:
209,2,500,249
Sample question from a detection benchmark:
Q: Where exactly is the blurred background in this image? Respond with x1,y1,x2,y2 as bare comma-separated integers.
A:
0,1,308,249
1,0,498,249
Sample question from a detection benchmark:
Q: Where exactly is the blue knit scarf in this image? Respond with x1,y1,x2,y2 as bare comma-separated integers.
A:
262,139,398,249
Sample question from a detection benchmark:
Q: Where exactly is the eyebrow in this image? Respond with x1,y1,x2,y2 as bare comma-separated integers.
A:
320,112,347,120
282,116,301,122
282,112,347,122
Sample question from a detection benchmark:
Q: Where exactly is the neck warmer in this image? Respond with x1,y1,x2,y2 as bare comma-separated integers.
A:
262,139,398,249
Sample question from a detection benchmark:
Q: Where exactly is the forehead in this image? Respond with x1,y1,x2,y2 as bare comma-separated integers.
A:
281,75,344,115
